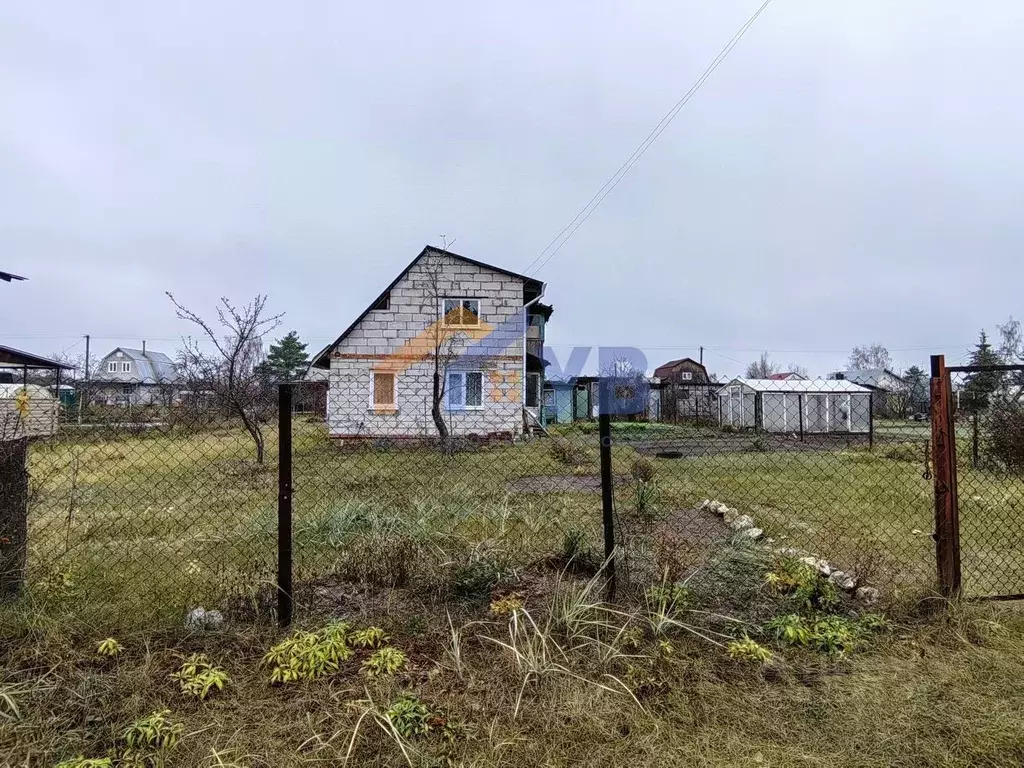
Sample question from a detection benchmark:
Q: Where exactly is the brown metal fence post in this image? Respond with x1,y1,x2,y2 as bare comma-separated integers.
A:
930,355,962,597
277,383,294,627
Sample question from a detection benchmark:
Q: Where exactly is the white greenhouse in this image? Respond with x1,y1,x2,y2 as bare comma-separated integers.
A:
717,378,874,434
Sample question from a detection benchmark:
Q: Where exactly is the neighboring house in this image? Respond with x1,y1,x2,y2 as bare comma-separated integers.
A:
542,376,600,424
653,357,717,423
310,246,549,439
828,369,908,416
91,346,179,406
718,378,873,434
767,372,807,381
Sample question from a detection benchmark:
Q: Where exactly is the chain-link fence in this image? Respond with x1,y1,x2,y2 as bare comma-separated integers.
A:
947,365,1024,598
8,363,1024,629
16,384,281,627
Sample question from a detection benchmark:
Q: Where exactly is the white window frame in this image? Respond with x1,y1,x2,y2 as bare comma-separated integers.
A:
441,298,481,327
369,371,398,411
680,371,693,381
446,370,484,410
121,361,131,373
107,361,117,373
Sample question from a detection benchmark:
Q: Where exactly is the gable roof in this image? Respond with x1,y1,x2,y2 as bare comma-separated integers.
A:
767,372,806,380
828,369,906,388
311,245,545,369
1,271,27,283
653,357,708,379
97,347,177,383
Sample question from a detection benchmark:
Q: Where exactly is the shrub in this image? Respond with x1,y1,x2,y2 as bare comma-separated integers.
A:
547,437,591,468
362,646,407,677
986,400,1024,472
171,653,230,699
558,530,602,573
384,694,450,740
765,557,840,610
630,457,656,483
633,479,661,519
121,710,183,764
262,621,353,684
95,638,122,658
451,557,504,597
727,636,773,664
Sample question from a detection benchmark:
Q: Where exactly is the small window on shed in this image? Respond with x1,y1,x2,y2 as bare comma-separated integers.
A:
371,292,390,310
680,371,693,381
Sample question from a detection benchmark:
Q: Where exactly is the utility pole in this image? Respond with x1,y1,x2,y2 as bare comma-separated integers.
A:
78,334,90,425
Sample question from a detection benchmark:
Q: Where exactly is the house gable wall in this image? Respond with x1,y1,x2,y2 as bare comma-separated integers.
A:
328,251,527,437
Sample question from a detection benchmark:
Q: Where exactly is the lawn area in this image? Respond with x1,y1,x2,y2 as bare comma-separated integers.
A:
19,419,1024,631
8,422,1024,766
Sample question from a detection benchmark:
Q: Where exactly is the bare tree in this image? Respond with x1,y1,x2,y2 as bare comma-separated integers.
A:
847,344,891,370
745,352,780,379
997,316,1024,402
420,250,464,444
786,362,809,379
167,293,283,464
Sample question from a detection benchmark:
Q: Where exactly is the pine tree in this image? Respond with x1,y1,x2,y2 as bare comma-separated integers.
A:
903,365,928,411
962,331,1003,412
259,331,309,382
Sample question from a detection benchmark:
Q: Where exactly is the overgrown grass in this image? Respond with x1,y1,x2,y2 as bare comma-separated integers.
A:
21,418,1024,630
3,555,1024,767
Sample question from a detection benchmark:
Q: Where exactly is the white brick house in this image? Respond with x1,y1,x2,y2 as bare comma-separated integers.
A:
310,246,548,439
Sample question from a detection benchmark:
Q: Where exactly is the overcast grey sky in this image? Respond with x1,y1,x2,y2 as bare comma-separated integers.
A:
2,1,1021,377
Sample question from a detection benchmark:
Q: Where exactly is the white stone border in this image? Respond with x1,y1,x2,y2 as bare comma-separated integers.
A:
699,499,880,605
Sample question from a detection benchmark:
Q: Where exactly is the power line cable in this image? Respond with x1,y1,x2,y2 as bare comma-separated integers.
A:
523,0,774,276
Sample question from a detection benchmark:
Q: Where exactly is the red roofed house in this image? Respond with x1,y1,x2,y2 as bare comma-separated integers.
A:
652,357,717,424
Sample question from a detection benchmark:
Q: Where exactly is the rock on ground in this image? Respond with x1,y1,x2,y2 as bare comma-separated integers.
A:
829,571,857,591
184,607,225,631
730,514,755,531
855,586,881,605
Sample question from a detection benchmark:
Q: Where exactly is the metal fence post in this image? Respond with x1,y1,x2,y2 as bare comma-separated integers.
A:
798,393,805,442
930,355,961,597
0,438,29,599
868,393,874,451
277,383,294,627
598,383,616,598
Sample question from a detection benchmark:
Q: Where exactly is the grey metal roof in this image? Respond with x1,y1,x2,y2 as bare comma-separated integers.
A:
719,378,873,394
828,369,907,388
99,347,178,383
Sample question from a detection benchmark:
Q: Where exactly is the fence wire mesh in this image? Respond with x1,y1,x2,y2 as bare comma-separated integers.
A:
949,367,1024,598
15,385,280,626
11,363,1024,629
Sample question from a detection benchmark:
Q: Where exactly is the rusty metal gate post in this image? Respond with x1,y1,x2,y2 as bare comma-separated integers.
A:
930,355,962,597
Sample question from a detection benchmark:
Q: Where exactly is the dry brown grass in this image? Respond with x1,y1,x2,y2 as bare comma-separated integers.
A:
3,564,1024,767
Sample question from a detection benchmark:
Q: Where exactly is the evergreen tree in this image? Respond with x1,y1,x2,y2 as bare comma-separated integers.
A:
259,331,309,382
904,365,928,410
962,331,1003,412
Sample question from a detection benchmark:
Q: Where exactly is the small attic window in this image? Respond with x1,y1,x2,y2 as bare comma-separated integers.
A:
371,292,390,310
